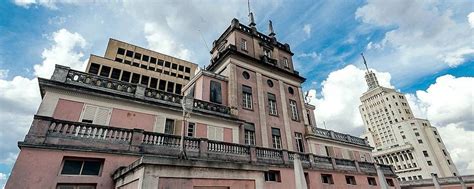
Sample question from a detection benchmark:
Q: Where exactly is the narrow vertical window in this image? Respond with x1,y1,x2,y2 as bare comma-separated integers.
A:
210,80,222,104
241,39,247,51
271,128,282,149
283,57,289,68
242,85,253,109
164,119,175,134
289,100,299,121
244,123,255,145
268,93,278,116
295,132,304,152
187,122,195,137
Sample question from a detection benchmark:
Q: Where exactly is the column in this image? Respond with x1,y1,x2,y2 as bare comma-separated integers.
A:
279,80,294,151
256,73,269,147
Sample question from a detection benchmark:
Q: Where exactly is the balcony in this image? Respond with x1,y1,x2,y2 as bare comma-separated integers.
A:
311,127,369,147
46,65,231,116
23,116,396,178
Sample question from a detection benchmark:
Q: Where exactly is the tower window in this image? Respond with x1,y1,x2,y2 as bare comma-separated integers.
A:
283,57,289,68
210,81,222,104
240,38,247,51
242,85,253,109
268,93,278,116
288,87,294,95
271,128,282,149
289,100,299,121
295,132,304,152
242,71,250,79
267,79,274,87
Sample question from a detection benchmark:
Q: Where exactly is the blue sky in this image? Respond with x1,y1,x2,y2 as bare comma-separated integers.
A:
0,0,473,186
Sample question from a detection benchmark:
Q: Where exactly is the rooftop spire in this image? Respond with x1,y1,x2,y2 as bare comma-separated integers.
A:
268,20,275,37
361,53,380,90
248,0,256,27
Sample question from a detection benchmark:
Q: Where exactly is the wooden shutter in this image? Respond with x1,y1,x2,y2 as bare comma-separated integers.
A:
154,115,166,133
94,107,111,125
207,126,216,140
81,105,97,122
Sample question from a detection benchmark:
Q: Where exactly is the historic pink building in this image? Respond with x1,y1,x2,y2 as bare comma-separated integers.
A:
6,17,400,189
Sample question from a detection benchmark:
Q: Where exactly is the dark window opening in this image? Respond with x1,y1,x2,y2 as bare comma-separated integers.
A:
150,57,157,64
167,82,175,93
140,64,147,69
367,177,377,186
117,48,125,55
178,65,184,71
126,50,134,57
110,68,121,80
88,63,100,74
185,67,191,73
134,53,142,60
142,55,149,62
170,72,177,77
150,78,158,89
288,87,294,95
164,119,174,134
114,57,123,63
345,175,356,185
171,63,178,70
321,174,334,184
123,60,131,65
210,80,222,104
99,66,111,77
157,59,164,66
242,71,250,79
158,80,166,91
175,84,182,94
165,61,171,67
131,73,140,84
141,75,149,86
61,158,103,176
121,71,131,82
132,62,140,67
264,171,281,182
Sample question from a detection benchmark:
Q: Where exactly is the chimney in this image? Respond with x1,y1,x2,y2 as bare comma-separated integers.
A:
268,20,276,37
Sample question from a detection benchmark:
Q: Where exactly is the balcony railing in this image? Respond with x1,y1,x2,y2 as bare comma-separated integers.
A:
312,127,369,147
24,116,396,176
48,65,231,116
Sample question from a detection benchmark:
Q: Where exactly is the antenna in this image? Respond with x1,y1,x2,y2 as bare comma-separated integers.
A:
247,0,251,16
361,53,369,72
323,121,327,129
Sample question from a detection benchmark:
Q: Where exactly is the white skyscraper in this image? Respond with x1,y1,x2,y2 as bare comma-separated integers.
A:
358,55,459,181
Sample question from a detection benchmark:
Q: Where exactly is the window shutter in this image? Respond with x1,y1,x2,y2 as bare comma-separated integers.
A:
216,127,224,141
207,126,216,140
82,105,97,122
154,115,166,133
94,107,111,125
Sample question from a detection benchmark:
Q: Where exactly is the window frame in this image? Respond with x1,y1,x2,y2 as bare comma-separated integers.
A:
289,99,299,121
60,157,104,176
242,85,253,110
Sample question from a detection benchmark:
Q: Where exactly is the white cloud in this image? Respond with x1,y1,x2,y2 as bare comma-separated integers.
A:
0,28,86,176
0,70,8,79
468,12,474,28
34,28,87,78
303,24,311,38
310,65,474,174
356,0,474,85
13,0,84,9
309,64,392,134
298,52,321,62
144,22,192,61
0,172,7,189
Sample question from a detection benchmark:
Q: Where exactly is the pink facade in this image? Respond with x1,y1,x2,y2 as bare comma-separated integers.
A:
6,148,138,189
159,178,256,189
109,108,155,131
53,99,84,121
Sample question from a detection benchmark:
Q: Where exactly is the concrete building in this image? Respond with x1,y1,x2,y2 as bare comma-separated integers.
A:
7,17,399,189
86,38,199,94
358,62,459,182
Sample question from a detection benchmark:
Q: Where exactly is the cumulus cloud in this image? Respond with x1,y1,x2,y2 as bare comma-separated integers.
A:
298,52,321,62
0,70,8,79
0,28,87,180
34,29,87,78
308,64,392,134
356,0,474,85
144,22,192,61
13,0,84,9
310,65,473,174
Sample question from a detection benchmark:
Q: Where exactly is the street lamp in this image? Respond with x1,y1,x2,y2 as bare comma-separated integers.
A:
179,95,194,159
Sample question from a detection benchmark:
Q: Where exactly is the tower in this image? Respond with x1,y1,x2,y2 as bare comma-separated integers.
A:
358,55,459,181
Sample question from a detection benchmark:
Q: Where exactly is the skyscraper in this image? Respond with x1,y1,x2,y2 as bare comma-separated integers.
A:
358,58,459,181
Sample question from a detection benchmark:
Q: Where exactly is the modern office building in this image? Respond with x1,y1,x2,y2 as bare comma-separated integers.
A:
359,64,459,182
86,38,199,95
7,16,399,189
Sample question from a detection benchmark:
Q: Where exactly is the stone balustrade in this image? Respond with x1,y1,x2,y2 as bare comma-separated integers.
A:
312,127,369,147
23,115,396,176
48,65,231,116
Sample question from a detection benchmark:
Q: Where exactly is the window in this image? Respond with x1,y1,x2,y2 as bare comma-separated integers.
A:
442,149,448,156
80,105,111,125
288,87,294,95
289,100,299,121
150,57,157,64
345,175,356,185
134,52,141,60
242,85,253,109
114,57,123,63
117,48,125,55
157,59,164,66
267,79,274,87
240,39,247,51
140,64,147,69
184,76,190,80
271,128,282,149
447,159,451,165
244,123,256,145
120,71,131,82
187,123,195,137
415,132,420,136
158,80,166,91
283,57,289,68
141,75,149,86
185,67,191,73
123,60,131,65
150,78,158,89
178,65,184,71
166,82,175,93
295,132,304,152
268,93,278,116
321,174,334,184
423,151,429,157
110,68,121,80
164,119,175,134
99,66,111,77
61,158,103,176
427,161,433,166
242,71,250,79
131,73,140,84
418,139,423,144
264,49,272,58
142,55,149,62
126,50,134,57
57,184,96,189
437,138,441,143
210,81,222,104
88,63,100,74
264,171,281,182
207,126,224,141
164,61,171,68
175,84,182,94
367,177,377,186
171,63,178,70
433,131,438,135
